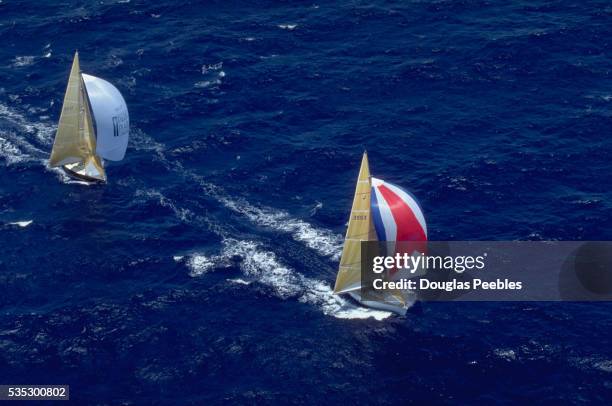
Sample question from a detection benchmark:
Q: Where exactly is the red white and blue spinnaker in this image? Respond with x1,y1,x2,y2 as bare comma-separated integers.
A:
370,177,427,257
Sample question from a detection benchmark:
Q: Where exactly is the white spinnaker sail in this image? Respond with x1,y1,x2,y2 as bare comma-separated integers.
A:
82,74,129,161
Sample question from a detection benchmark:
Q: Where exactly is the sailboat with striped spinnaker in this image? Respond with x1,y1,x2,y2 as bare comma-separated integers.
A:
333,152,428,315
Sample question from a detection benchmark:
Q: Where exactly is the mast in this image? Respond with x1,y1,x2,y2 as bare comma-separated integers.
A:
333,152,377,294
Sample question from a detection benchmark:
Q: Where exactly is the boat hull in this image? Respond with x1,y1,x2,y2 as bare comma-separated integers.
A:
348,291,411,316
62,161,106,184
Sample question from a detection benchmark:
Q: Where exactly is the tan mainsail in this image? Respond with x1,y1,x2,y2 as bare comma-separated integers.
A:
333,152,377,294
333,153,409,312
49,52,106,182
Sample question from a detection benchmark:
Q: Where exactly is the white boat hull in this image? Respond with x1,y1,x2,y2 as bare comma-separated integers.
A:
348,291,412,316
63,157,106,183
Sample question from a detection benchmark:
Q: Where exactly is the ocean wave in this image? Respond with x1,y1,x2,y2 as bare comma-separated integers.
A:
130,131,343,261
129,128,166,154
136,183,347,318
181,239,390,320
228,278,251,285
220,197,343,260
133,188,229,238
0,103,56,168
0,104,56,145
8,220,33,228
42,43,52,59
201,62,223,74
194,79,223,89
310,201,323,216
134,189,194,223
0,135,32,165
191,176,343,260
593,359,612,372
11,56,35,67
569,356,612,373
197,62,225,89
298,278,390,321
10,44,52,68
129,129,183,172
175,252,225,276
0,137,78,184
494,348,517,361
0,133,83,184
278,24,298,30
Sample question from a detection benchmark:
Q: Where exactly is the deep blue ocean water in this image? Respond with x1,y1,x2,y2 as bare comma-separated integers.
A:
1,0,612,404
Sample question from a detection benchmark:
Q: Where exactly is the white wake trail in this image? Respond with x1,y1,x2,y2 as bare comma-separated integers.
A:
130,132,373,318
0,103,81,184
187,173,344,260
132,130,344,260
177,239,390,320
0,103,56,146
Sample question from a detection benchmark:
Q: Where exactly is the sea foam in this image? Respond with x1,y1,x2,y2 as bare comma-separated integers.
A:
8,220,33,228
133,133,374,318
189,175,344,260
180,239,391,320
